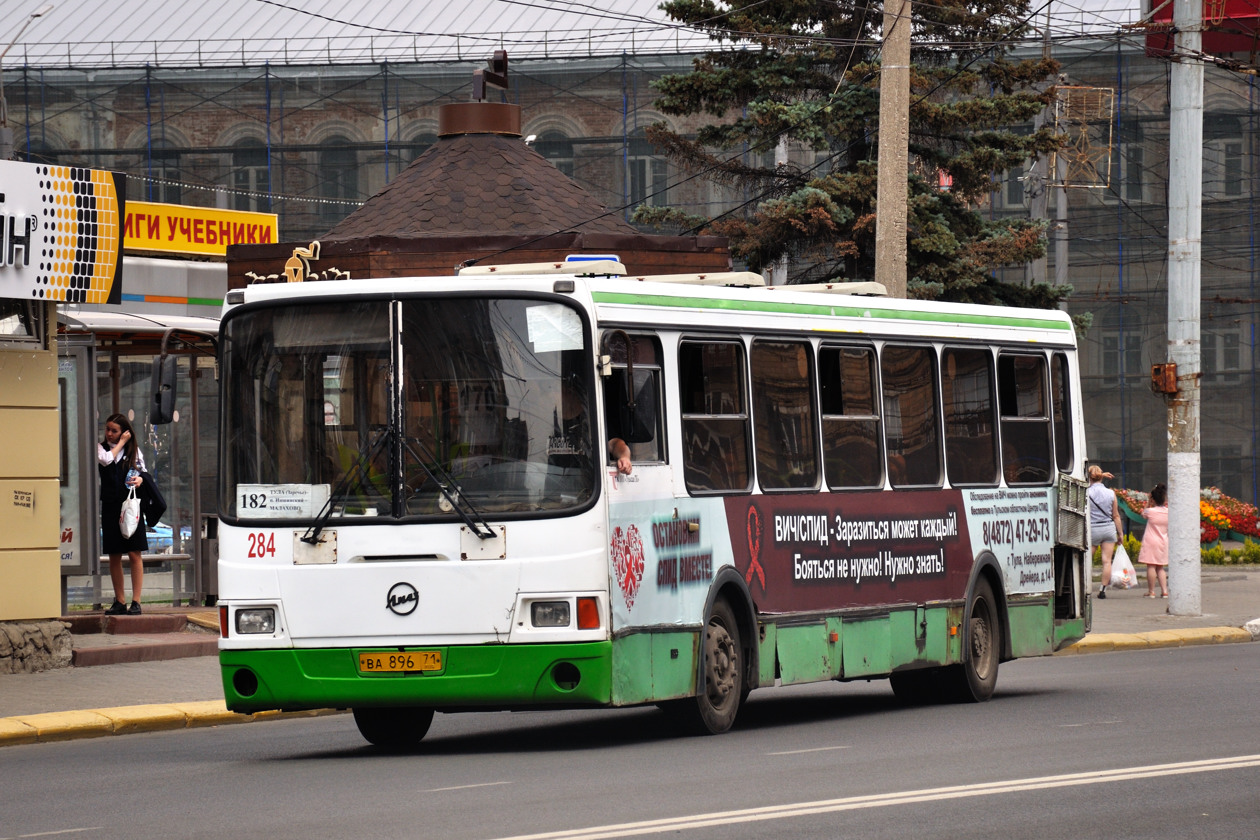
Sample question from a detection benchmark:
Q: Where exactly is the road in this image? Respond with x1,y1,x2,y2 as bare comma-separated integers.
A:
3,644,1258,840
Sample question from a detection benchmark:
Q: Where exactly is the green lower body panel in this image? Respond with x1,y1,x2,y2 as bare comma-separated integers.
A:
220,642,612,714
610,631,699,705
1053,617,1087,650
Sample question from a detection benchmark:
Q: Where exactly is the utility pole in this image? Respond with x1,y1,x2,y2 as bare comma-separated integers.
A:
874,0,910,298
1026,8,1054,287
1165,0,1203,614
772,136,788,286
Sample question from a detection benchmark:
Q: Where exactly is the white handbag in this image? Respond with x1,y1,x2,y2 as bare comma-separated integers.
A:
119,486,141,538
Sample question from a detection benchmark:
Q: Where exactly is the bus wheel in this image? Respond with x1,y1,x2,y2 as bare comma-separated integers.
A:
352,706,434,749
945,577,1000,703
696,598,743,733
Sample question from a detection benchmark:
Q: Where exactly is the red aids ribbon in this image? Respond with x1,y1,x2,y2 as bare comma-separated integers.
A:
745,504,765,591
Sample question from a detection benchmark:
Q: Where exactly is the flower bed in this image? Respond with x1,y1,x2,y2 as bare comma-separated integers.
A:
1113,486,1258,545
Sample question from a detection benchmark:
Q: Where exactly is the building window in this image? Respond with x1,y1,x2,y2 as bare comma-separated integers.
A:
627,127,667,207
1205,115,1245,200
232,140,271,213
1107,120,1144,204
1101,333,1143,379
1002,162,1027,209
1203,331,1242,383
537,131,574,178
136,138,181,204
318,137,359,221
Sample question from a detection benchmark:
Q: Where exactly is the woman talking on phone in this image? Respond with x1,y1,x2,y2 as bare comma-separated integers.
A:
99,413,146,615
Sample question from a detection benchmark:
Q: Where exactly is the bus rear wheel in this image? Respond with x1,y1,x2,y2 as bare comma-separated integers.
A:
944,577,1000,703
352,706,434,749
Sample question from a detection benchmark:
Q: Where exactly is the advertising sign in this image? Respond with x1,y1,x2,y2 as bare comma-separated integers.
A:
123,201,277,256
0,160,125,303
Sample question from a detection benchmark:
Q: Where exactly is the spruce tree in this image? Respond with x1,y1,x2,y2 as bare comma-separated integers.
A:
641,0,1066,305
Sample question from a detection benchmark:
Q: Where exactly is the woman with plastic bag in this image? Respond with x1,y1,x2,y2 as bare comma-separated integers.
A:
1088,464,1125,599
98,413,147,615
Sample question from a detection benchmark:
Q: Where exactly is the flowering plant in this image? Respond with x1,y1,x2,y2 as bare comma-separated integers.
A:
1201,499,1231,530
1202,521,1219,543
1115,487,1149,513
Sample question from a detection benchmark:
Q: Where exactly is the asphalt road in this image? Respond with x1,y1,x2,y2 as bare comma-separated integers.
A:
2,644,1257,840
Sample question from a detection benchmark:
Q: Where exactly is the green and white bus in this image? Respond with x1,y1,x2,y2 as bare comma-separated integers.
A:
216,261,1090,747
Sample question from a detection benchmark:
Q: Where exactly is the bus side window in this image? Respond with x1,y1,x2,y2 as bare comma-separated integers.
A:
602,333,664,464
751,340,818,490
1050,353,1074,473
819,345,883,489
998,354,1052,485
679,340,751,494
881,345,942,488
942,347,998,486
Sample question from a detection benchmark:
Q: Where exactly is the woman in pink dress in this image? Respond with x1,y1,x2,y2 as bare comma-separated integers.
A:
1138,483,1170,598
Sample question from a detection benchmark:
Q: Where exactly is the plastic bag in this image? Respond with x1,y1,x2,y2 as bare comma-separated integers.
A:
1110,543,1138,588
119,486,141,538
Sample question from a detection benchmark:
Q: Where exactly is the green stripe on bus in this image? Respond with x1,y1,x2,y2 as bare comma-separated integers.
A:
591,292,1072,331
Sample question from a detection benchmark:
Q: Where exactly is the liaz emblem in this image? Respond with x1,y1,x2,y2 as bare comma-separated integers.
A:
386,582,419,616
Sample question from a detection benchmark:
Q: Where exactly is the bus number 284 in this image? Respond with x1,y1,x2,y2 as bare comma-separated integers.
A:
247,532,276,558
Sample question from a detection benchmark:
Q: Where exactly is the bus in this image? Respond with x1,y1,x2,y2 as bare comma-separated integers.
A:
215,262,1090,747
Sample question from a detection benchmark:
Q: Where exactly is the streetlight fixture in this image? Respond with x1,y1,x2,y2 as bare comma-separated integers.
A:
0,4,55,160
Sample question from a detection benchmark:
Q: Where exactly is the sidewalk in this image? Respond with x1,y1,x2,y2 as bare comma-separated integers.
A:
2,568,1258,747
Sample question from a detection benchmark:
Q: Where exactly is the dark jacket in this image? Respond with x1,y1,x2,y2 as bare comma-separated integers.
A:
138,470,167,528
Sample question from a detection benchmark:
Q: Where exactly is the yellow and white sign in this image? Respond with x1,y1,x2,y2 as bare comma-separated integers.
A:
0,160,125,304
124,201,277,256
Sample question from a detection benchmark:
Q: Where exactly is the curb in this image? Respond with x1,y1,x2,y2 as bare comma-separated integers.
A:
1056,626,1255,654
71,636,220,667
0,701,345,747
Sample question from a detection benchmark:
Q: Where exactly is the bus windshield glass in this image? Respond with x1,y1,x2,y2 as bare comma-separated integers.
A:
220,296,596,521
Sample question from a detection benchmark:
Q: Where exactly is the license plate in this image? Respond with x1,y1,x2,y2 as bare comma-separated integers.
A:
358,650,442,673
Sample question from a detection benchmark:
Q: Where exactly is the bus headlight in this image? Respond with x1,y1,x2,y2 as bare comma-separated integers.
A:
235,608,276,634
531,601,570,628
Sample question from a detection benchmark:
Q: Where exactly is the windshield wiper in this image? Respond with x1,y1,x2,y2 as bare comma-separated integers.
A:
403,435,498,540
301,428,392,545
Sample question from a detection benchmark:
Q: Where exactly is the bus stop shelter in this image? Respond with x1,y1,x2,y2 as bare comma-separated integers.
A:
58,311,220,611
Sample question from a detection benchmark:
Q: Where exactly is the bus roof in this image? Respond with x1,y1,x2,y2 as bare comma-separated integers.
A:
228,274,1076,347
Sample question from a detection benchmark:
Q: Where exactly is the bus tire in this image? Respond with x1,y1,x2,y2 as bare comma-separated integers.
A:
944,577,1000,703
352,706,434,750
697,598,744,733
664,597,744,735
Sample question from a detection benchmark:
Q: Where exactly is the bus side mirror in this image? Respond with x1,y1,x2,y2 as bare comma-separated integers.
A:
150,355,178,425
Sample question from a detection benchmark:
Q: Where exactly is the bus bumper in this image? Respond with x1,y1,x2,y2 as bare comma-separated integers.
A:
220,642,613,714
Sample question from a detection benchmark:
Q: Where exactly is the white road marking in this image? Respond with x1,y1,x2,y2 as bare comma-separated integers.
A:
426,781,513,793
767,745,851,755
488,754,1260,840
5,830,103,839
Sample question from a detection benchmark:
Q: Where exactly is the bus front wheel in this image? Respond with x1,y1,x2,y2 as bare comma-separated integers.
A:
944,577,1000,703
352,706,434,750
675,598,744,734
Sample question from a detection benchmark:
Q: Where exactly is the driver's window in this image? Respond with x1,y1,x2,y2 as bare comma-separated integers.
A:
602,333,665,464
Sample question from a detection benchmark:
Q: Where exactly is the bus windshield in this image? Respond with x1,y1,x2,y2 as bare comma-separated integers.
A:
220,296,596,521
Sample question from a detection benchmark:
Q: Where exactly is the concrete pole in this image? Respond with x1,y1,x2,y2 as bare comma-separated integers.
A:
1027,112,1048,287
772,136,788,286
1166,0,1203,614
1055,152,1069,288
874,0,910,298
